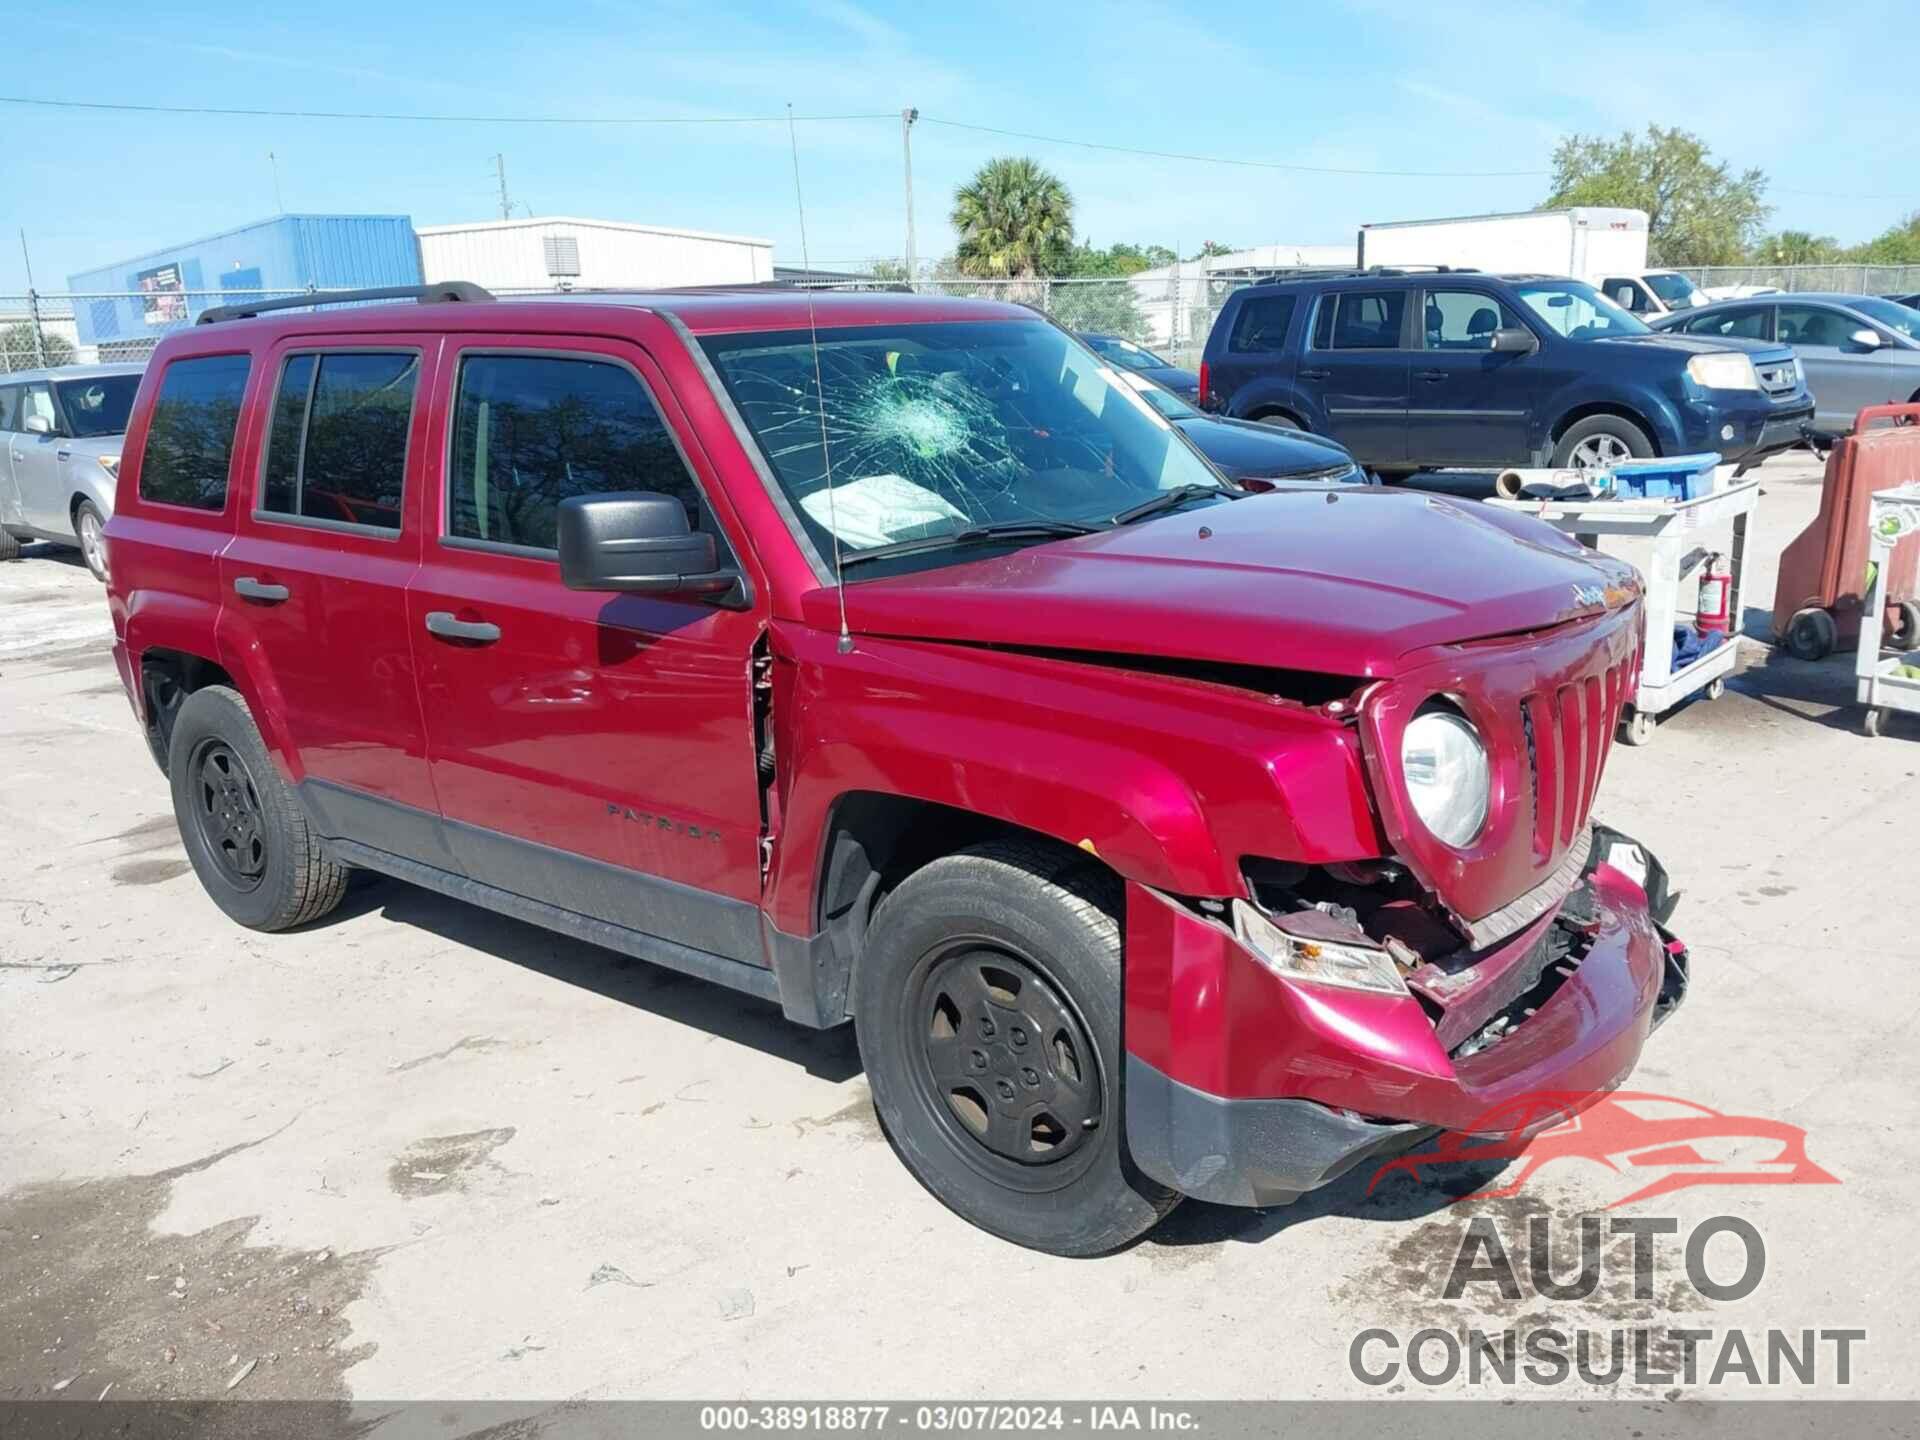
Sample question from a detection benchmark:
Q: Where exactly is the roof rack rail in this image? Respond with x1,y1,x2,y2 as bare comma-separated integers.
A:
1247,264,1483,285
195,281,494,326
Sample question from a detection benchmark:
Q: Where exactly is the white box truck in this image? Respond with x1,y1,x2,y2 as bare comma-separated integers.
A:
1356,208,1707,316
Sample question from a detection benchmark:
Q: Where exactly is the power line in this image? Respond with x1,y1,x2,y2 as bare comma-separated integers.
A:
0,95,893,125
916,115,1548,179
3,92,1911,202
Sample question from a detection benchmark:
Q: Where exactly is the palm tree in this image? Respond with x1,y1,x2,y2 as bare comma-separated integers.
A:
951,157,1074,282
1757,230,1841,266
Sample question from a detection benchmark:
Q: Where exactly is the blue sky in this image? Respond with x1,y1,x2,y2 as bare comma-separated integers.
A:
6,0,1916,293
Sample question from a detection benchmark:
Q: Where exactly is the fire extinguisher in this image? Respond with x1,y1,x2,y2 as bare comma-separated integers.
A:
1696,552,1732,633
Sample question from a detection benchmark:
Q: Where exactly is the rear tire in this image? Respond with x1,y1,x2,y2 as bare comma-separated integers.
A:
1551,415,1654,470
168,685,349,931
853,840,1179,1256
1254,413,1302,431
1890,600,1920,653
0,529,19,562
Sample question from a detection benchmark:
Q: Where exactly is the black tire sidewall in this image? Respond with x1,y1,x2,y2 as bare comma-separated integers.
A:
168,687,314,930
854,850,1173,1256
1551,415,1654,468
1786,608,1835,661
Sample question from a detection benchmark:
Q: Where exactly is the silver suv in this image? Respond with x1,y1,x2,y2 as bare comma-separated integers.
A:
0,362,145,580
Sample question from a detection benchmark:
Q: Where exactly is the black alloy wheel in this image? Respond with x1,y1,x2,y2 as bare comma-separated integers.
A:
911,945,1102,1180
189,739,269,891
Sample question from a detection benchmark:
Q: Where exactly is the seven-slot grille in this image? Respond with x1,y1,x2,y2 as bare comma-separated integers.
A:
1521,652,1638,864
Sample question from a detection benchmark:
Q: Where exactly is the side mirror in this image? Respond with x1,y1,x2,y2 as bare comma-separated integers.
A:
23,413,54,436
1849,328,1883,350
1490,326,1538,355
556,492,738,600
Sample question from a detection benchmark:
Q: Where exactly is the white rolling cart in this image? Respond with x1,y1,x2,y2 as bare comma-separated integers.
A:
1490,478,1761,746
1855,481,1920,738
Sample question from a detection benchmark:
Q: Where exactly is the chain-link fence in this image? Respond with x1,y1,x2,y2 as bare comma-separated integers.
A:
0,288,331,373
1678,264,1920,297
2,274,1257,375
784,274,1255,368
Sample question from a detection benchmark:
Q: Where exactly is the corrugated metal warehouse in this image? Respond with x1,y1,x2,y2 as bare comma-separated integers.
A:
66,215,421,351
416,216,775,291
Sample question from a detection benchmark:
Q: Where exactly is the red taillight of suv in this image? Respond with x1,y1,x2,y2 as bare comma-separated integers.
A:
1197,360,1210,409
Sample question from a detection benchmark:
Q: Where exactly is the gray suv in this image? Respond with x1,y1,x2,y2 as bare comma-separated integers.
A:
0,362,144,580
1654,294,1920,437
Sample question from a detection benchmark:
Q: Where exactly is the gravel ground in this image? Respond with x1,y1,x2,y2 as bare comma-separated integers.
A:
2,457,1914,1412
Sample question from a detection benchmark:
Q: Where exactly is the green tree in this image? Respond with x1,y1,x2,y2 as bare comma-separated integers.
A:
952,157,1075,280
1847,212,1920,265
1545,126,1770,265
1756,230,1841,265
0,322,75,372
1060,241,1175,278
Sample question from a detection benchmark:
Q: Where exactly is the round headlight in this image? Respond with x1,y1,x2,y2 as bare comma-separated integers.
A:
1400,707,1490,847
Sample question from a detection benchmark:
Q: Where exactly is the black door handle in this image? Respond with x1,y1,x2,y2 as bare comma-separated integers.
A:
1417,369,1447,382
233,576,290,603
425,611,501,644
1299,367,1331,381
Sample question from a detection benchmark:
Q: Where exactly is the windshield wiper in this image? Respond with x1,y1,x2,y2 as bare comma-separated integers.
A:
838,519,1101,569
1109,483,1231,527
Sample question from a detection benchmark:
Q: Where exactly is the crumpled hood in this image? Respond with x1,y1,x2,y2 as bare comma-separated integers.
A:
804,490,1641,678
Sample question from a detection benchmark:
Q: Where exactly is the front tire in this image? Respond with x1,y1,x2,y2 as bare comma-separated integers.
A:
853,841,1179,1256
1551,415,1654,470
73,500,108,582
168,685,348,931
0,529,20,562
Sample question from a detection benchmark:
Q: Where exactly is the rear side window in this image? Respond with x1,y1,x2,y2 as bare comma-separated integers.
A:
260,352,419,532
1326,290,1407,350
1226,295,1298,354
1682,307,1769,340
446,353,713,552
137,355,252,512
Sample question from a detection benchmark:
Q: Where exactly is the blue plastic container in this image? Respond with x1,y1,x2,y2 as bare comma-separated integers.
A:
1607,452,1721,502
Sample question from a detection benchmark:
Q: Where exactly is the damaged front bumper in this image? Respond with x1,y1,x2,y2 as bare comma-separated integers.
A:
1122,830,1689,1208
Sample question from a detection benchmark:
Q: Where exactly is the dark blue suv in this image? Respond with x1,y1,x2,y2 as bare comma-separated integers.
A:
1199,270,1814,476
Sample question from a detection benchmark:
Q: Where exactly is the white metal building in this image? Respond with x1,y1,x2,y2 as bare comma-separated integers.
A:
415,216,775,293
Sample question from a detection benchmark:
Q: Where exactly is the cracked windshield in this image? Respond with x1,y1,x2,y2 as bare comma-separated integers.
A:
702,319,1225,572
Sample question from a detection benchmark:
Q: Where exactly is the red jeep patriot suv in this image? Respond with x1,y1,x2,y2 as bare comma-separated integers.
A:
104,283,1687,1255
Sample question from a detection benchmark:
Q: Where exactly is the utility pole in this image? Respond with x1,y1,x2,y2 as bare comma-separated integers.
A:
19,229,46,367
493,154,512,221
268,151,284,214
900,107,918,288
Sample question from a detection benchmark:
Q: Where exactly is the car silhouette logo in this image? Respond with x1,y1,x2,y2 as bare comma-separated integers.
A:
1368,1090,1840,1207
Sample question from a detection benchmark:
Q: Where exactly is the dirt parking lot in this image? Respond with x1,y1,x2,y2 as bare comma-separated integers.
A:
3,455,1916,1409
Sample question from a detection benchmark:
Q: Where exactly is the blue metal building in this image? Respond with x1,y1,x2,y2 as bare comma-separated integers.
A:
67,215,422,350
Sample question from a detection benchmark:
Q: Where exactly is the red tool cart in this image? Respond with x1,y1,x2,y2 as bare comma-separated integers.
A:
1772,404,1920,661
